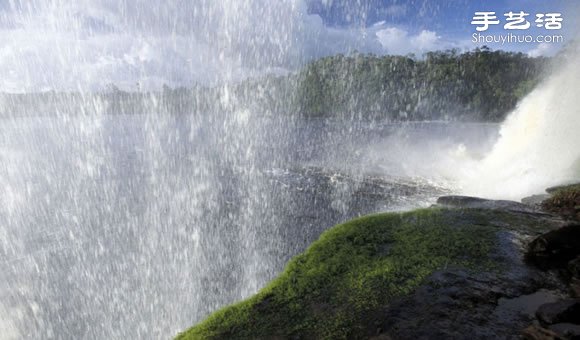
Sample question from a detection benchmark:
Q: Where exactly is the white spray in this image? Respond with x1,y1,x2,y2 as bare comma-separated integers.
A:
460,50,580,200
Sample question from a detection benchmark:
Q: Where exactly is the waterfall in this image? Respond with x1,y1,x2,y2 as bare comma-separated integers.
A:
0,2,310,338
2,1,577,339
460,50,580,199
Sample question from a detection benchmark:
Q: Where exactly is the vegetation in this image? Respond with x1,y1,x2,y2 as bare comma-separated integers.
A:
176,208,501,340
1,48,548,122
542,184,580,221
291,48,547,121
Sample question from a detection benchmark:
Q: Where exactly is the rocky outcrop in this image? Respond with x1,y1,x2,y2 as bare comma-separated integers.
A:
569,257,580,279
521,325,562,340
526,225,580,270
519,184,580,340
546,184,580,195
542,184,580,221
536,299,580,326
549,323,580,339
175,183,580,340
436,195,543,214
177,198,573,340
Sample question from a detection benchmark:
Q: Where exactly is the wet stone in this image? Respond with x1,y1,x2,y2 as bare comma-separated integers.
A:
536,299,580,326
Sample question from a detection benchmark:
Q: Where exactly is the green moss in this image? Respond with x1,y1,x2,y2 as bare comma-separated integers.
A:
542,184,580,221
176,208,506,340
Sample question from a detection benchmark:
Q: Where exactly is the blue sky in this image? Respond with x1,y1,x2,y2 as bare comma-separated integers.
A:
0,0,577,91
307,0,577,55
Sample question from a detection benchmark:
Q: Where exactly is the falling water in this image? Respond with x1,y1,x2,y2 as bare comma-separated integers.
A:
2,1,577,339
0,2,460,339
460,49,580,200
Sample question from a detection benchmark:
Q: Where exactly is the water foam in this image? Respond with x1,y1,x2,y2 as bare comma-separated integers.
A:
460,51,580,200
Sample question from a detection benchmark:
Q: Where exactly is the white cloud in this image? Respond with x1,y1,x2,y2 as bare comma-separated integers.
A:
0,0,456,92
376,27,412,55
527,43,557,58
376,26,451,56
412,30,440,51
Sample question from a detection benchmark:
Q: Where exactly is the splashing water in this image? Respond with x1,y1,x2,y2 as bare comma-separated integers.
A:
0,3,458,339
459,51,580,200
1,1,578,339
0,0,390,92
0,1,304,91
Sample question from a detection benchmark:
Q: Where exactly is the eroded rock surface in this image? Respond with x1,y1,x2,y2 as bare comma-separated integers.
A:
526,225,580,270
178,203,570,340
537,299,580,326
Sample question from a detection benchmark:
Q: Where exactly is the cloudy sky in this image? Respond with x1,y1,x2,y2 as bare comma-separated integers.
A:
0,0,577,91
309,0,577,54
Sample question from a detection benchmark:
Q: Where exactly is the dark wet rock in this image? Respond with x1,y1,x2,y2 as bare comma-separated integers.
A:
437,195,547,215
365,229,566,340
497,290,562,318
522,325,563,340
436,195,491,206
527,225,580,270
569,257,580,279
536,299,580,326
268,165,451,216
571,279,580,298
375,270,561,339
550,323,580,339
179,200,569,340
368,335,392,340
523,194,553,207
370,263,564,339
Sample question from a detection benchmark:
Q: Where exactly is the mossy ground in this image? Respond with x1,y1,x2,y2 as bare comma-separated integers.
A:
542,184,580,221
176,208,528,340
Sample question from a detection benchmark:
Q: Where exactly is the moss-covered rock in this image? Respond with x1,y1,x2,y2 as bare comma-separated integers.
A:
176,205,565,340
542,184,580,221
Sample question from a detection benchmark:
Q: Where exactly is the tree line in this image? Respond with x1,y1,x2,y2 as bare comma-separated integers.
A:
1,47,549,122
288,47,548,121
